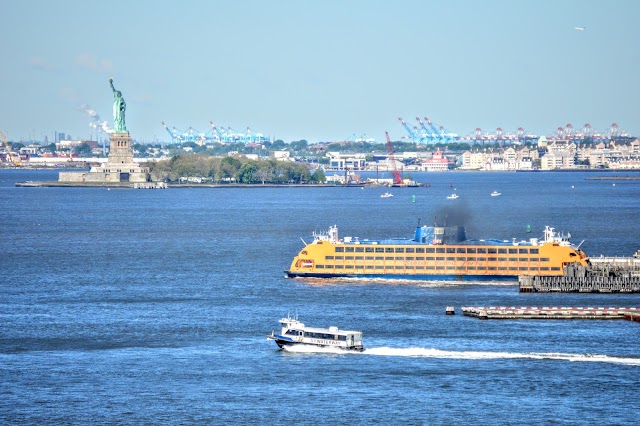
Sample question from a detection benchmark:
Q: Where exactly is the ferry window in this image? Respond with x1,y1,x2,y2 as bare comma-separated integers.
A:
345,265,354,269
519,248,529,254
445,257,454,262
509,257,517,262
345,256,354,260
508,248,518,254
365,247,374,253
325,256,334,260
365,256,374,260
540,267,550,271
446,265,455,270
477,248,487,254
346,247,354,253
551,267,561,271
456,257,465,261
477,257,486,262
335,256,344,260
395,248,405,253
488,248,497,254
396,256,405,261
416,248,425,253
385,256,394,261
375,256,384,260
436,266,445,270
530,258,539,262
335,247,344,253
540,258,550,262
488,257,497,262
465,257,474,261
530,248,539,254
406,248,415,253
316,265,325,269
570,253,577,257
519,257,527,262
375,265,384,269
498,257,507,262
355,256,364,260
355,247,364,252
498,267,507,271
426,248,435,253
436,248,445,253
509,267,517,271
488,267,497,271
436,257,445,261
426,266,435,270
385,248,394,253
366,265,374,269
446,248,456,253
406,256,415,261
498,248,507,254
416,257,425,261
426,256,435,261
416,265,425,269
467,248,476,254
395,265,403,269
457,248,466,253
477,266,486,270
519,267,528,271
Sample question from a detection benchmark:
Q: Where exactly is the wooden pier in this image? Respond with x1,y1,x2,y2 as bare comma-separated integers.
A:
461,306,640,320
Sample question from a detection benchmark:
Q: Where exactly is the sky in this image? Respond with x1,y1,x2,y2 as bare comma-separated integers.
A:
2,0,639,143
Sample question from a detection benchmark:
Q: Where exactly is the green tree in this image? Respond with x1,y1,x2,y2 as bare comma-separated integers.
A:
75,143,93,157
310,168,326,183
238,162,257,183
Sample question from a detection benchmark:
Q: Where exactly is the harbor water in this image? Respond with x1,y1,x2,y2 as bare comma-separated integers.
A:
1,169,639,424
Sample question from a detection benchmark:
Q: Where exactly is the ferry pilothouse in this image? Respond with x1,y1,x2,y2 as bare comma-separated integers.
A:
267,315,364,352
285,224,590,281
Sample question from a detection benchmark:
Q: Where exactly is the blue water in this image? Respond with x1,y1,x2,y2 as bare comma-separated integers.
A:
1,169,639,424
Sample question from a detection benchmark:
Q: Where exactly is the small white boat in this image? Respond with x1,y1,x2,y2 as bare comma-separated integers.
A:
490,191,501,197
380,192,393,198
447,193,459,199
267,315,364,352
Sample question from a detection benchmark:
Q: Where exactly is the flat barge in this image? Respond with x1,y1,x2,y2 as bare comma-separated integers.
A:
462,306,640,320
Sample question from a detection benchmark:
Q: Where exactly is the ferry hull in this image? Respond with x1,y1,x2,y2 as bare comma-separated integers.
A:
286,271,519,282
268,334,364,352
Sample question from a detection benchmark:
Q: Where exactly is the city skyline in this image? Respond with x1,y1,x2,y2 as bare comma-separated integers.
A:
3,0,639,143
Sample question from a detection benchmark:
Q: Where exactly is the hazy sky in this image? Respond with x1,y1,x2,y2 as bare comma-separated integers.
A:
3,0,639,143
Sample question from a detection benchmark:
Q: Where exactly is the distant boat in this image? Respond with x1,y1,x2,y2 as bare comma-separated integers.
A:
447,192,459,199
526,225,532,233
491,191,501,197
380,192,393,198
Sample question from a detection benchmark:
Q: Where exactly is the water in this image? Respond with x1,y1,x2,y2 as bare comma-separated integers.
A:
1,169,639,424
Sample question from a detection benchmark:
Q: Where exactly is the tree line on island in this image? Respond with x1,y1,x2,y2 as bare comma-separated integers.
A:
146,154,327,184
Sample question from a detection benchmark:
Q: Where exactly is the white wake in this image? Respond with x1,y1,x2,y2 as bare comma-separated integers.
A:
283,345,640,366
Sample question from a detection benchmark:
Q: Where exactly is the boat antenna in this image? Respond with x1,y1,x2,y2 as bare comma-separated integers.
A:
577,240,585,250
301,237,308,246
417,217,421,227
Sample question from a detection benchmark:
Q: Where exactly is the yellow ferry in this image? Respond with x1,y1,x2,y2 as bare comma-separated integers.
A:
286,225,590,281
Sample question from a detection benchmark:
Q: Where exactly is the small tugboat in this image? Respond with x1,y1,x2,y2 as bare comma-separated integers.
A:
267,315,364,351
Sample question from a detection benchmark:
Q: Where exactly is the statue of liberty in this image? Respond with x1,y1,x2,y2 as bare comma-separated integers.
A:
109,77,127,133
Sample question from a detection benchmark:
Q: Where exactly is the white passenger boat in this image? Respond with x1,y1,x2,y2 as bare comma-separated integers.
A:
490,191,501,197
380,192,393,198
267,315,364,351
447,192,459,199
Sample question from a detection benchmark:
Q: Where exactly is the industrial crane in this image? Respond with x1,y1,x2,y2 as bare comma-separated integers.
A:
398,117,419,143
385,131,402,185
1,130,22,167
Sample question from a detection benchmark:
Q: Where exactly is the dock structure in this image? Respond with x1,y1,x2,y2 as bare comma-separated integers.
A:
519,257,640,293
461,306,640,320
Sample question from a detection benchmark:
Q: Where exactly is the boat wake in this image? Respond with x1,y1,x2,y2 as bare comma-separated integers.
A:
283,345,640,366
